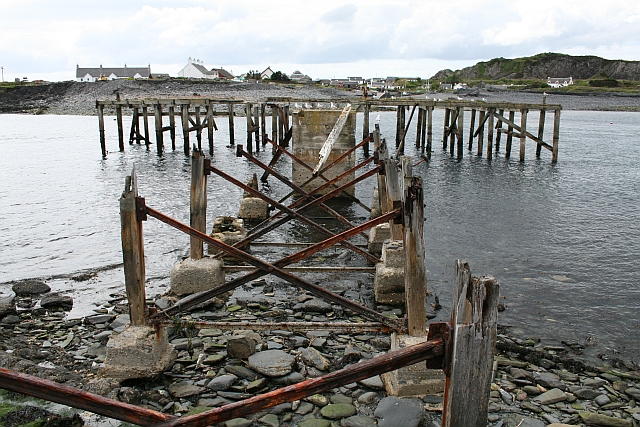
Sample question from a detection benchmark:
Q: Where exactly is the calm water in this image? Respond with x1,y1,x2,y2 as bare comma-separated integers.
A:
0,110,638,364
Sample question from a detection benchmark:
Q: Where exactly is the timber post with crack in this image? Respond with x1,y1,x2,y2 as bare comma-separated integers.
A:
1,104,501,426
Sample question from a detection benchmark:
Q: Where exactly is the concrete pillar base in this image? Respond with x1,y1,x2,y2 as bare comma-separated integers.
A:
381,333,446,397
370,187,381,219
238,197,269,221
100,325,177,380
374,240,405,304
368,224,391,255
170,256,225,296
208,216,248,256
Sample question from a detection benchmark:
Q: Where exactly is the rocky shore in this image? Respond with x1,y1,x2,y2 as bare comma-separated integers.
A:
1,277,639,427
1,79,640,116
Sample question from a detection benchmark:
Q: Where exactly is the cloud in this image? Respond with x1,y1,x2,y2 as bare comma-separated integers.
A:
321,4,358,24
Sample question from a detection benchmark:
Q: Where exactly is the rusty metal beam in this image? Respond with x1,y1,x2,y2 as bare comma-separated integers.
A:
145,205,401,329
222,266,376,272
159,321,394,333
155,337,444,427
0,367,174,427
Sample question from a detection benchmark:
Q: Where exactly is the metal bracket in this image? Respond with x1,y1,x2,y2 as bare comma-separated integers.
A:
373,150,380,164
425,321,453,377
135,197,147,222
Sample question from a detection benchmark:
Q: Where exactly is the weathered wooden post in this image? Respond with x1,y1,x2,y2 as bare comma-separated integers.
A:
442,108,450,150
449,109,457,156
363,102,370,156
195,106,202,151
383,158,403,241
190,149,207,260
260,104,267,147
456,107,464,159
154,103,163,156
552,109,560,162
396,105,405,149
246,102,253,153
98,103,106,157
207,103,215,155
536,108,546,157
402,157,426,336
119,168,147,326
142,105,150,148
476,110,485,156
468,109,476,151
486,108,494,160
181,104,190,155
426,106,433,159
271,104,278,150
519,109,528,162
228,102,235,146
442,261,499,427
415,107,423,148
129,107,139,145
495,108,504,153
169,105,176,151
505,110,515,158
419,108,427,153
283,105,290,147
116,105,124,152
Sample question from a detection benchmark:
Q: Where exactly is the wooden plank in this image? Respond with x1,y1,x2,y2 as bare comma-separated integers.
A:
487,108,494,160
420,108,427,152
190,150,207,260
129,107,138,145
449,108,458,156
282,106,290,147
490,111,552,150
495,109,504,153
271,104,278,151
536,108,546,157
402,157,426,336
260,103,267,146
415,107,423,148
552,109,560,162
120,169,147,326
442,108,450,150
246,103,253,152
442,260,499,427
456,107,464,159
520,109,528,162
155,104,163,155
97,104,106,157
195,106,202,151
207,104,214,155
505,110,515,158
383,158,403,241
116,105,124,152
363,102,370,156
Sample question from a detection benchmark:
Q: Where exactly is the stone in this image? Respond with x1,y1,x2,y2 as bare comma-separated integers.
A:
547,424,576,427
168,381,205,398
204,354,225,365
357,392,379,404
271,372,305,385
374,264,404,304
258,413,280,427
300,347,331,371
39,293,73,309
269,403,292,415
199,397,233,407
307,394,329,406
226,334,256,359
502,414,546,427
595,394,612,406
170,257,224,296
208,216,247,256
533,388,567,405
302,298,333,313
320,403,356,420
245,378,267,393
625,387,640,400
0,295,16,317
298,419,331,427
367,223,390,255
248,350,296,377
225,418,252,427
583,377,608,387
374,396,423,427
224,364,261,381
100,325,177,380
579,411,632,426
238,197,269,221
85,314,116,325
381,240,405,268
534,372,567,391
358,375,385,390
575,388,603,400
295,402,315,415
206,374,238,391
342,415,377,427
12,280,50,296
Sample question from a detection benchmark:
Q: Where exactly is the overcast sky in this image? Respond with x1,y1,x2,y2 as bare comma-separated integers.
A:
2,0,639,82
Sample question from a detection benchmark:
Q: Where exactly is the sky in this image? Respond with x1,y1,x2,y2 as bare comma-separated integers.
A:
1,0,639,82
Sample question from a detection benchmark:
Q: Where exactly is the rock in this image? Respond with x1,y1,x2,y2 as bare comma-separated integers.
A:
0,295,16,317
206,374,238,391
199,397,233,407
358,375,385,390
226,334,256,359
224,364,261,381
258,413,280,427
579,411,632,426
167,381,205,398
523,385,541,395
583,377,608,387
39,293,73,309
1,314,20,324
320,404,356,420
534,372,567,390
510,367,533,380
271,372,305,386
331,394,353,404
342,415,377,427
85,314,116,324
374,396,424,427
502,414,546,427
302,298,333,313
245,378,267,393
307,394,329,406
12,280,50,296
298,419,331,427
296,402,315,415
357,392,379,404
300,347,331,371
269,403,292,415
594,394,612,406
625,387,640,400
225,418,252,427
575,388,603,400
533,388,567,405
248,350,296,377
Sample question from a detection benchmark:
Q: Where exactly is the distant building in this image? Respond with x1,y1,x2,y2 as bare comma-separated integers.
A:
439,83,453,90
212,68,234,80
177,58,218,79
76,64,151,82
289,70,312,84
329,79,359,89
547,76,573,88
260,66,274,80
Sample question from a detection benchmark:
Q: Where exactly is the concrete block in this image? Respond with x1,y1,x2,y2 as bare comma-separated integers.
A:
170,257,224,296
101,325,177,380
368,223,391,255
208,216,248,256
382,240,405,268
238,197,269,221
381,333,446,397
374,264,405,305
370,187,381,219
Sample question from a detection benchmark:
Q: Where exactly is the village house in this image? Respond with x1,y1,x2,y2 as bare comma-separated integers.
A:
289,70,312,84
75,64,151,82
177,58,233,80
547,76,574,88
329,78,359,89
260,66,274,80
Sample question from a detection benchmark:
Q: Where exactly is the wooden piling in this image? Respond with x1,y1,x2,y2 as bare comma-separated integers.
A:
456,107,464,159
383,158,404,241
169,106,176,151
283,106,290,147
261,104,267,146
246,103,253,153
271,105,278,150
116,105,124,152
468,109,476,151
195,106,202,151
420,108,427,152
536,108,546,157
142,105,150,148
476,110,485,156
552,110,560,162
363,102,370,156
505,111,515,158
154,104,163,156
487,108,494,160
119,169,147,326
129,107,138,145
396,105,405,148
207,104,215,155
190,150,207,260
442,261,499,427
495,109,504,153
415,107,423,148
181,104,190,155
442,108,450,150
98,104,106,157
519,109,528,162
228,103,235,146
449,109,457,156
402,157,426,336
426,106,433,159
253,105,260,150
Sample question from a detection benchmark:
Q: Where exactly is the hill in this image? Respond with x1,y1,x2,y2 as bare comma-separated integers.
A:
431,53,640,82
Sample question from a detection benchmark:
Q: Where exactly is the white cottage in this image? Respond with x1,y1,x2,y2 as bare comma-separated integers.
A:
547,76,573,88
177,58,217,79
75,64,151,82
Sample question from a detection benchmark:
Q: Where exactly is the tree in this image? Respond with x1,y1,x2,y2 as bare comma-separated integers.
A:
270,71,290,82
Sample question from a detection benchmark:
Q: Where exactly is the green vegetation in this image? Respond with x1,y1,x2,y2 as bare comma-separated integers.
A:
589,78,618,87
268,71,290,82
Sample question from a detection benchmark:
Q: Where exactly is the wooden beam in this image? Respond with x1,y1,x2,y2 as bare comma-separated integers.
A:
142,105,150,148
228,102,235,146
169,106,176,151
155,104,163,155
476,110,485,156
468,109,476,151
190,150,207,259
181,104,190,155
116,105,124,152
505,111,515,158
456,107,464,159
97,103,106,157
552,109,560,162
520,109,528,162
487,108,494,160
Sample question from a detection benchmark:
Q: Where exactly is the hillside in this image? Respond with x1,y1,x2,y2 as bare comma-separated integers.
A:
431,53,640,81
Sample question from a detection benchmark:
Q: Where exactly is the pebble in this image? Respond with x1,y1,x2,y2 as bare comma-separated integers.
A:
248,350,296,377
320,403,356,419
374,397,424,427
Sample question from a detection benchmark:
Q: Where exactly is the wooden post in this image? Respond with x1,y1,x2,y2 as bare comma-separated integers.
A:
552,109,560,162
505,111,515,158
181,104,190,155
467,109,476,151
449,109,457,156
519,109,528,162
142,105,150,148
426,106,433,159
116,105,124,152
190,149,207,260
442,108,450,150
228,103,235,146
169,105,176,151
420,108,427,152
154,104,163,156
495,109,504,153
487,108,494,160
98,104,106,157
195,106,202,151
442,260,499,427
536,108,546,157
246,103,253,153
261,104,267,146
129,107,138,145
396,105,405,149
363,102,370,156
383,158,403,241
374,126,389,220
415,107,423,148
402,157,426,336
119,168,147,326
254,105,260,151
207,103,215,156
283,106,290,147
456,107,464,159
476,110,485,156
278,106,285,146
271,105,278,150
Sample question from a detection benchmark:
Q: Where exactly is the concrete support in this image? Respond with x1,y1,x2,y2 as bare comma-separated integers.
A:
367,223,391,256
238,174,269,221
170,257,225,296
208,216,248,256
374,240,405,304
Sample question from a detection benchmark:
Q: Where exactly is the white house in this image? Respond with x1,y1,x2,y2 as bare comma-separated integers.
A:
289,70,312,84
177,58,217,79
75,64,151,82
547,76,573,88
260,66,274,80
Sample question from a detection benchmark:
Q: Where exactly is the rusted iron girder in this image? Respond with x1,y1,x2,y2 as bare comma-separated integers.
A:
207,164,378,264
0,367,175,427
144,204,402,329
152,209,399,320
214,161,380,258
237,145,369,241
158,321,395,333
154,337,445,427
